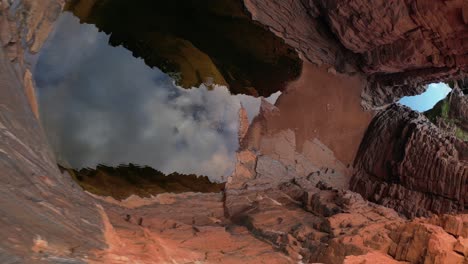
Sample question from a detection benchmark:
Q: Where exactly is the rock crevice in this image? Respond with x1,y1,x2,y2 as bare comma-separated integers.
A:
0,0,467,263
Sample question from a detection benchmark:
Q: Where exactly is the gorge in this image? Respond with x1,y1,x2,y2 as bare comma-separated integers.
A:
0,0,467,263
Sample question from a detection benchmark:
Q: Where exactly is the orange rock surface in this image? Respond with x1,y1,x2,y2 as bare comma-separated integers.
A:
0,0,467,263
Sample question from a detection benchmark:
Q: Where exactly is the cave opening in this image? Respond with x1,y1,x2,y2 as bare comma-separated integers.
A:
398,83,452,112
32,1,299,200
64,0,303,96
399,82,467,141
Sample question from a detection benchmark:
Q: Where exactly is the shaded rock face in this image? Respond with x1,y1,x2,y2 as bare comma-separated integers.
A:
320,1,467,73
449,85,468,134
64,0,303,96
425,85,468,140
351,105,468,218
452,88,468,119
249,63,373,164
0,0,64,119
245,0,468,108
0,34,106,263
225,100,468,263
1,0,468,263
0,2,110,263
62,164,224,200
65,0,468,106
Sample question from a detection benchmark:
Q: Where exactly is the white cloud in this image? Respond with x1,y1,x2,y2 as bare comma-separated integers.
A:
34,13,278,181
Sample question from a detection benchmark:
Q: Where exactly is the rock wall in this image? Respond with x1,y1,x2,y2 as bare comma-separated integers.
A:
245,0,468,108
225,100,468,263
66,0,468,106
235,62,373,165
64,0,303,97
0,0,467,262
0,0,64,119
450,85,468,131
351,105,468,218
0,39,106,263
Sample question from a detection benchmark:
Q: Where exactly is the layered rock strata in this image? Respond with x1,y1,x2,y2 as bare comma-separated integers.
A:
224,101,468,263
60,0,468,107
0,39,105,263
245,0,468,108
61,164,224,200
0,0,64,118
64,0,303,96
425,85,468,140
351,105,468,218
450,85,468,131
0,0,467,263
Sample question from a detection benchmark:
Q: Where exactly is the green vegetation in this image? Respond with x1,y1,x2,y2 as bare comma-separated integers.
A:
455,127,468,141
425,98,450,123
424,95,468,141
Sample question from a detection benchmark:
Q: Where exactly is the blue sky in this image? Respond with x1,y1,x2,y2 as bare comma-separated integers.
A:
399,83,452,112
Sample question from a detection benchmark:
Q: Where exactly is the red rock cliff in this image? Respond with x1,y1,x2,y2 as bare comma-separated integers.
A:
245,0,468,108
0,0,467,263
351,104,468,218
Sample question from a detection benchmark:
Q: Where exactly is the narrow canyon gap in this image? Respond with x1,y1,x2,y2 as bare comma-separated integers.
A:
0,0,467,263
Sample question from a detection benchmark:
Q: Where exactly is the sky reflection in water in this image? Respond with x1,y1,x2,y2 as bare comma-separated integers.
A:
34,13,280,181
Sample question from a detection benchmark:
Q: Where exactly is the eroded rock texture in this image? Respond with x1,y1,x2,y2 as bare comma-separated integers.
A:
450,85,468,132
64,0,302,96
225,101,468,263
245,0,468,108
352,105,468,218
86,193,293,263
62,164,224,200
0,36,106,263
64,0,468,106
1,0,468,263
0,0,64,119
425,85,468,140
